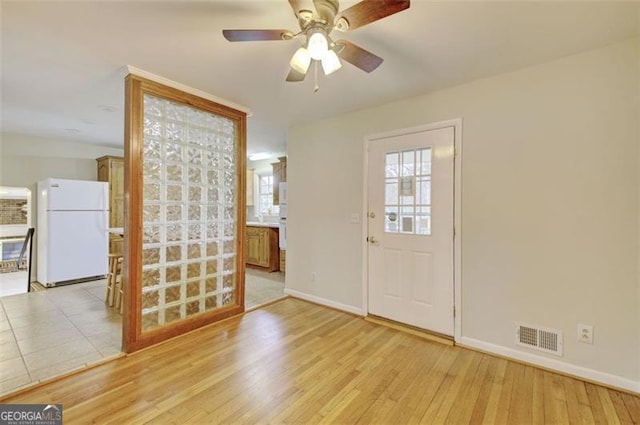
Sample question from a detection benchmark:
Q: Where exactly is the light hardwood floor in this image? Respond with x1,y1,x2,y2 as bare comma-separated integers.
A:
2,298,639,424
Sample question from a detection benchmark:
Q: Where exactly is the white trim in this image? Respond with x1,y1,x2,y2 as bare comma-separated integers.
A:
366,119,463,142
460,336,640,394
126,66,252,116
285,289,365,316
362,119,463,342
452,119,463,343
361,139,370,318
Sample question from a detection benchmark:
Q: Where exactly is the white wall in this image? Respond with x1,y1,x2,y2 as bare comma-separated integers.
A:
0,133,123,187
0,133,124,278
287,39,640,387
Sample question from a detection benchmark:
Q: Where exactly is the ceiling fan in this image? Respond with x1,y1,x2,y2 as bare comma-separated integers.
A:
222,0,410,83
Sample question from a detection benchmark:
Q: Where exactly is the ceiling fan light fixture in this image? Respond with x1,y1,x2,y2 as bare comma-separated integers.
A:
290,47,311,74
223,0,409,84
307,30,329,60
321,49,342,75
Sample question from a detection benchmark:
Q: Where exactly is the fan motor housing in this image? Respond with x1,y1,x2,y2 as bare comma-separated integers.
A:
313,0,339,25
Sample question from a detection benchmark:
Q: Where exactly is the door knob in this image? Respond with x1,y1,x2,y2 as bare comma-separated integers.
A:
368,236,378,244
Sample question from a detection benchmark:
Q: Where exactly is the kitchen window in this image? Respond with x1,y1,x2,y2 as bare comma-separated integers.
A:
258,175,279,216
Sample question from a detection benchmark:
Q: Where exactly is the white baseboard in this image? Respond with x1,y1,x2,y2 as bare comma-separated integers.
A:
284,289,365,316
459,337,640,394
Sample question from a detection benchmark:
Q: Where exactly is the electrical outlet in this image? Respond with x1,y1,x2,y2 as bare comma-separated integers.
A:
311,272,317,282
577,324,593,344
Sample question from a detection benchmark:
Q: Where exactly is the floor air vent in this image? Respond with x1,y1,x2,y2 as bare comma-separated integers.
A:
516,323,563,356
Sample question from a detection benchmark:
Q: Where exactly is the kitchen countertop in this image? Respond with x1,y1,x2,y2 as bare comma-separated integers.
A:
246,221,279,229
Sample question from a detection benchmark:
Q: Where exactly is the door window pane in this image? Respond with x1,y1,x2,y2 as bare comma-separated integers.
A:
401,150,415,176
383,147,432,235
385,152,399,177
416,177,431,205
385,180,398,205
416,206,431,235
385,206,399,233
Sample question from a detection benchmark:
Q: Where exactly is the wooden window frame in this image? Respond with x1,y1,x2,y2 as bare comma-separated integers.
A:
123,74,247,353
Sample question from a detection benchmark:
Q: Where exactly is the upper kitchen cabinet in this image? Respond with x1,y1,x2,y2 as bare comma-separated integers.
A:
272,156,287,205
96,155,124,254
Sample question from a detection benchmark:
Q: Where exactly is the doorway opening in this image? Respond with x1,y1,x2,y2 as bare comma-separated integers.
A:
0,186,32,297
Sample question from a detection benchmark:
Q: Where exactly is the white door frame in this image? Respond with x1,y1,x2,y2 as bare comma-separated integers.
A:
361,118,463,342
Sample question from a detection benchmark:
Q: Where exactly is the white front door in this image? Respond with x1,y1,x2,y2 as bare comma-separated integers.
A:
367,126,455,335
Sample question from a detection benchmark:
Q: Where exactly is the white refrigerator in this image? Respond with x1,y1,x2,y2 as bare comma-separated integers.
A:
37,178,109,287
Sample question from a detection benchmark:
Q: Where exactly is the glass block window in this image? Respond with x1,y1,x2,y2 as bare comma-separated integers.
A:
141,93,238,332
384,148,432,235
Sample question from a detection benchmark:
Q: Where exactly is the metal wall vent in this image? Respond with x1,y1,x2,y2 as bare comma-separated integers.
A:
516,323,563,356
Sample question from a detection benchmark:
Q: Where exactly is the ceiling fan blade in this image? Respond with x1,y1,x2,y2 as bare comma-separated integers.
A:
335,40,383,73
336,0,410,31
286,68,307,82
222,29,291,42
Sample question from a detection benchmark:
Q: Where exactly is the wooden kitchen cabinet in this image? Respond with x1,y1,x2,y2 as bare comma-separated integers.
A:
246,226,280,272
97,156,124,254
272,156,287,205
246,227,263,265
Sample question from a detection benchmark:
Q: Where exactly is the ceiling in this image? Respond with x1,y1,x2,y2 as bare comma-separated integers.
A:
2,1,638,157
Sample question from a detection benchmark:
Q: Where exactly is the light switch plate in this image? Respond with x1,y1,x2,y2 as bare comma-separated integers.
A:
350,213,360,224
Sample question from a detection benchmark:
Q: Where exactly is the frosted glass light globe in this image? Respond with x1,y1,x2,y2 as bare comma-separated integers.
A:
307,32,328,61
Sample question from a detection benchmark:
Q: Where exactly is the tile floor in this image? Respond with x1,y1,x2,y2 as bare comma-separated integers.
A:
245,268,286,309
0,271,30,297
0,279,122,396
0,268,285,396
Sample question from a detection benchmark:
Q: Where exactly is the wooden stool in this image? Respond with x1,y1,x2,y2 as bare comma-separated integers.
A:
114,259,124,314
106,254,123,307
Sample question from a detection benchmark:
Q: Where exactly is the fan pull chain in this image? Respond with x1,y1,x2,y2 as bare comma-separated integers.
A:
313,60,319,93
